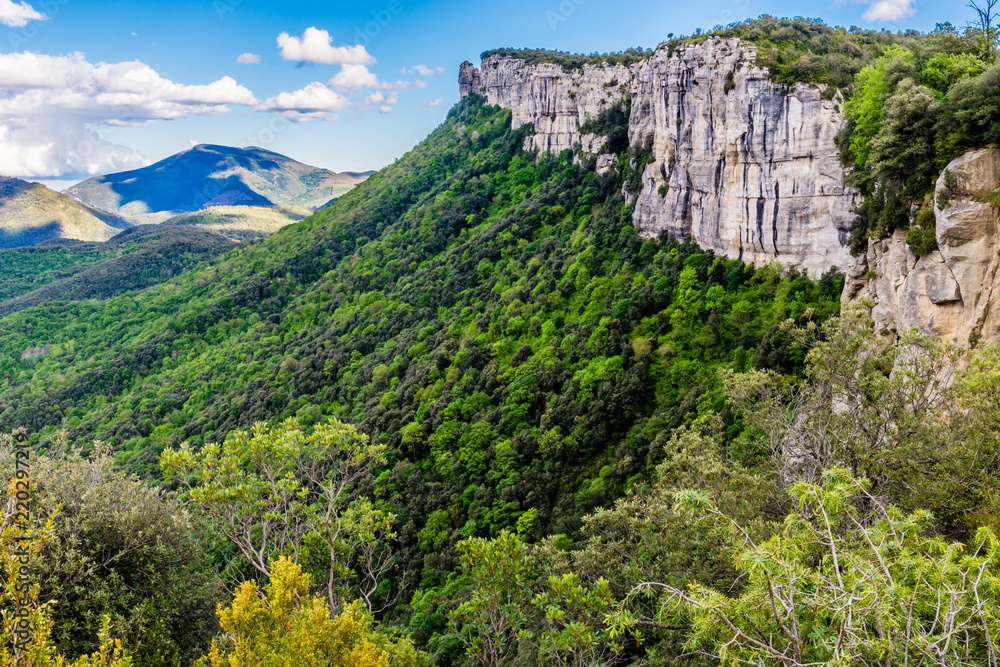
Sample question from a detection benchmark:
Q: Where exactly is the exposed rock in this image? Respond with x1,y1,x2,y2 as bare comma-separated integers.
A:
846,148,1000,345
476,54,631,155
460,39,856,275
458,61,482,98
629,38,855,276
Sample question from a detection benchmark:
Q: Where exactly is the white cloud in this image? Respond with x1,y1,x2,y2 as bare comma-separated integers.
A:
328,63,380,90
862,0,917,21
378,105,392,114
277,27,374,65
414,80,427,89
237,53,262,65
258,81,351,122
422,98,444,107
363,90,398,106
0,51,258,178
188,139,198,147
0,0,44,27
400,64,445,76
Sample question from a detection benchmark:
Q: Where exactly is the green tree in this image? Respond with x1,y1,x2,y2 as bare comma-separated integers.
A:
451,530,535,666
161,417,396,613
723,305,1000,534
611,468,1000,666
28,442,219,667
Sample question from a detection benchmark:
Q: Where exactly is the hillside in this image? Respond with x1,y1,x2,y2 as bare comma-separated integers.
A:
0,176,131,248
0,226,235,317
161,204,310,241
0,94,842,623
64,144,373,224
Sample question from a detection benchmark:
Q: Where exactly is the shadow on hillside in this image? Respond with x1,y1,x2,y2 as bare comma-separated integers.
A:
0,221,61,249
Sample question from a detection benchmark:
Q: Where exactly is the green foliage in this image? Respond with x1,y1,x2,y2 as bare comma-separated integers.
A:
26,442,220,667
451,530,534,666
480,47,652,70
724,304,1000,534
906,207,938,256
652,469,1000,666
667,16,922,88
0,227,234,316
161,417,395,614
837,23,998,253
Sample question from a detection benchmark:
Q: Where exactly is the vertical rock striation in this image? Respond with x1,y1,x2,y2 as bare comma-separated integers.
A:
628,38,854,276
470,54,631,155
459,38,857,275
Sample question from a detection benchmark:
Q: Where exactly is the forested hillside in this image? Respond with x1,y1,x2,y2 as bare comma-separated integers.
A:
1,14,999,667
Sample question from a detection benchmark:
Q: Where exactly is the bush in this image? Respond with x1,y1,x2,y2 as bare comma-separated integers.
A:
906,208,938,257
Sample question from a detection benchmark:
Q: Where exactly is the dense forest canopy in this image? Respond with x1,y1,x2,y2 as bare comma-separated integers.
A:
0,10,998,667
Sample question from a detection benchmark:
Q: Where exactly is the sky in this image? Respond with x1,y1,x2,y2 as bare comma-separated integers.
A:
0,0,969,189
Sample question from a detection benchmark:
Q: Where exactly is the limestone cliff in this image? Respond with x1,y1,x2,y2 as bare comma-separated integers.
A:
459,38,857,275
468,54,630,155
845,148,1000,345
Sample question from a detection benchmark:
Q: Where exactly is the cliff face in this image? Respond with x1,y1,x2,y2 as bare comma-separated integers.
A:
460,38,857,275
845,148,1000,345
471,54,630,155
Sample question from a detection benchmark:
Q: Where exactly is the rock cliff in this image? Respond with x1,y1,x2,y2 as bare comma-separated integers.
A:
845,148,1000,345
460,38,857,275
467,54,631,155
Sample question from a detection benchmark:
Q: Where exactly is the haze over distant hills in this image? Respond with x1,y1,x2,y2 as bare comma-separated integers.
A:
0,177,131,248
64,144,374,229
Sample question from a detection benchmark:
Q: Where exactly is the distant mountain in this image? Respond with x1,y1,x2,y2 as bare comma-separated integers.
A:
0,177,131,248
64,144,374,225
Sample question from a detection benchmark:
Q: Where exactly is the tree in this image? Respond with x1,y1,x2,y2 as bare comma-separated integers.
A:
610,468,1000,667
721,305,1000,532
205,556,426,667
451,530,536,667
969,0,999,63
160,417,397,613
0,438,134,667
28,443,220,667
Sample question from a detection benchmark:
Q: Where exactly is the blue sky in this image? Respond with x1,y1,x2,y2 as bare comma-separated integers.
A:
0,0,967,188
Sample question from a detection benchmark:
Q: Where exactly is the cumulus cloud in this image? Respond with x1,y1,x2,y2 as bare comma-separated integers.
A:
862,0,917,21
0,51,258,178
277,27,375,65
258,81,351,122
399,64,445,76
414,80,427,89
0,0,44,27
237,52,262,65
422,98,444,107
378,105,392,114
362,89,398,106
328,63,380,90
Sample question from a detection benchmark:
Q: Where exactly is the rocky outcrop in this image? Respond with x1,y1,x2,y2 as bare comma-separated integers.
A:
458,61,482,98
628,38,854,276
459,39,856,275
845,148,1000,345
466,54,631,155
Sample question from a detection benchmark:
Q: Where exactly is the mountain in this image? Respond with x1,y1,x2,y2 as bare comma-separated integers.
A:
0,176,131,248
461,37,856,276
64,144,373,225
